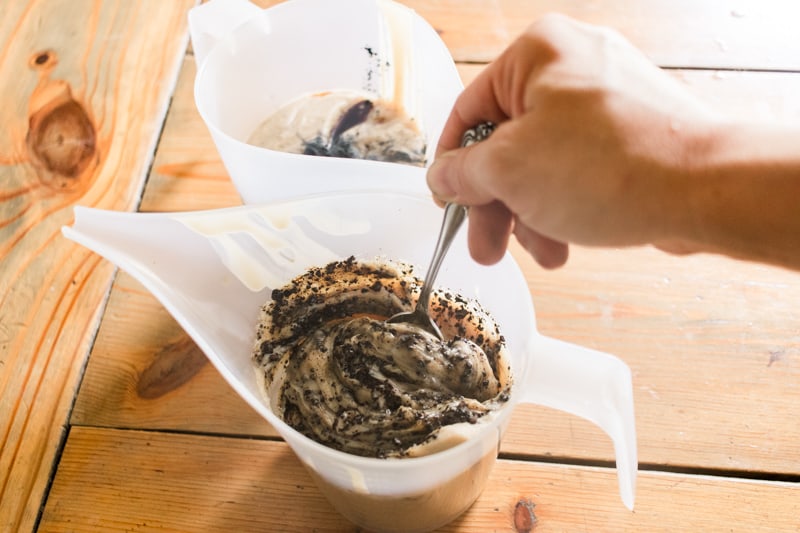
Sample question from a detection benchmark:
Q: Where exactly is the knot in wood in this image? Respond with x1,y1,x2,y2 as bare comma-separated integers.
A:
513,498,537,532
26,82,98,191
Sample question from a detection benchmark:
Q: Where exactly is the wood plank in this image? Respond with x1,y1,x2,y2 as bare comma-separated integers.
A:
506,243,800,474
0,1,195,531
246,0,800,70
40,427,800,532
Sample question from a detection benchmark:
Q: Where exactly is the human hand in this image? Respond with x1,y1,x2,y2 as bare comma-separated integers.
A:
427,14,719,268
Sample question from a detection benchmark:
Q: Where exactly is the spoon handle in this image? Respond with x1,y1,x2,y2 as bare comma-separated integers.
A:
414,122,496,313
416,202,468,312
461,121,495,147
416,122,495,311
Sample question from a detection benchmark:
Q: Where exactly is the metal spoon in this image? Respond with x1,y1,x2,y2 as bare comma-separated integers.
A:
386,122,495,339
386,201,468,339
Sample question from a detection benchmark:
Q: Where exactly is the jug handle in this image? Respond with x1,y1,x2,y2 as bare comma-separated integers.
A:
188,0,262,69
521,334,637,510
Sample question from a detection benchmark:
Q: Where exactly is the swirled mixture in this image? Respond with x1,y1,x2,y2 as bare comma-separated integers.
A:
251,257,512,458
247,91,426,166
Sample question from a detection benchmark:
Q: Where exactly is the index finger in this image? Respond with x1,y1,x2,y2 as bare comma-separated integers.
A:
436,61,510,155
437,16,569,154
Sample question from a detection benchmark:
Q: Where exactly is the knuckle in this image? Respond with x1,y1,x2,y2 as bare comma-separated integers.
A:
480,123,529,200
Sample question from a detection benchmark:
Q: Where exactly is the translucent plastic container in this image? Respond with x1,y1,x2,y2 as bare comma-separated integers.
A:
63,191,637,532
189,0,463,204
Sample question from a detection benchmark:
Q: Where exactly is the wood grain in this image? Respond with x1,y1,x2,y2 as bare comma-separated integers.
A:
248,0,800,70
0,1,194,531
39,427,800,532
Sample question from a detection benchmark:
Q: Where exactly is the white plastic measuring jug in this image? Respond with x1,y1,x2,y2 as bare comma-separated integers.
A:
189,0,463,204
63,191,637,533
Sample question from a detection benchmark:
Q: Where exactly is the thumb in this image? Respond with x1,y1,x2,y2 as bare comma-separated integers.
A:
426,142,499,207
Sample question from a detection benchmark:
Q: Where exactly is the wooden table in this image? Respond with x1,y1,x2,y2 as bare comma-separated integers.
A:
3,1,799,531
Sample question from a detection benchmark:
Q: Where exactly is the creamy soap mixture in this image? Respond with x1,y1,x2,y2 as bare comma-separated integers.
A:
247,91,427,166
251,257,512,458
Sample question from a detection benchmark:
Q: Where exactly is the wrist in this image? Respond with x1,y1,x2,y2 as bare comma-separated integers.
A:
662,119,800,268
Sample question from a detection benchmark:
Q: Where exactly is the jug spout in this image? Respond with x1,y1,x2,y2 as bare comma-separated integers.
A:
188,0,262,68
522,334,637,510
